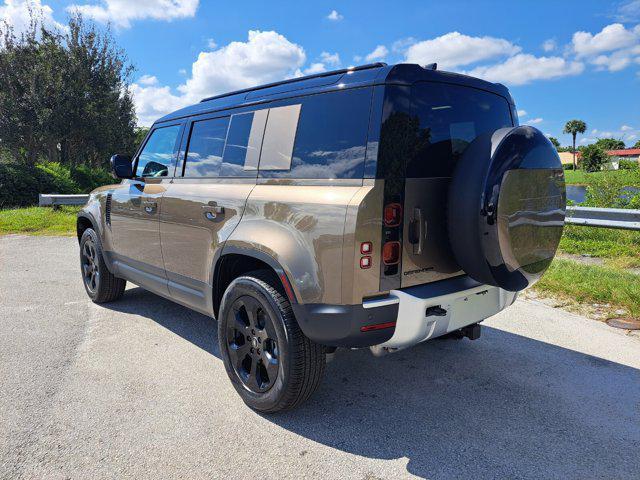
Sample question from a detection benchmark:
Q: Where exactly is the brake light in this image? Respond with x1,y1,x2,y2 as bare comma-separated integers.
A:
384,203,402,227
382,241,401,265
360,256,372,269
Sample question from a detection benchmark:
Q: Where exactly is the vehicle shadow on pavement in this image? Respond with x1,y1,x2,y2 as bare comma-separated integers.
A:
271,327,640,479
104,286,221,358
101,287,640,479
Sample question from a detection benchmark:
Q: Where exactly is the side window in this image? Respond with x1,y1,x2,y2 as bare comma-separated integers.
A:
259,104,301,171
183,117,230,177
219,109,268,177
259,88,372,179
135,125,181,178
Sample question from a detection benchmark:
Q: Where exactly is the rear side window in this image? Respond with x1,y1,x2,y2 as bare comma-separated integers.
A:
183,117,230,177
259,87,372,179
220,110,268,176
182,110,267,177
135,125,181,178
408,83,513,177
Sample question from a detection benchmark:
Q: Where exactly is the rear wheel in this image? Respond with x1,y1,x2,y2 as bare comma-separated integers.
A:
80,228,126,303
218,270,325,413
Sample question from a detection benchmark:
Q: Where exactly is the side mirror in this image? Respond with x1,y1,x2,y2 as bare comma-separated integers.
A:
110,154,133,179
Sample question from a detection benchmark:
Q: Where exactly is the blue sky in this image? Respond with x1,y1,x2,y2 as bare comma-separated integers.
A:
2,0,640,146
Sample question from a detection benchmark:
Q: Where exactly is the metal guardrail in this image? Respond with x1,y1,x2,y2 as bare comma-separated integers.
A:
39,194,89,207
566,206,640,231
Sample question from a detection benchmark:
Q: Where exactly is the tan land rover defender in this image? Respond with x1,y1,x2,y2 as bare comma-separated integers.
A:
78,63,566,412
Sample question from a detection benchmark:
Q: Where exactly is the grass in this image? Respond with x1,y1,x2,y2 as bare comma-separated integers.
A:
564,168,640,187
0,206,80,236
559,225,640,267
534,259,640,318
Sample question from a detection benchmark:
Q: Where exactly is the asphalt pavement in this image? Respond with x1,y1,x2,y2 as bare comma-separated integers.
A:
1,235,639,479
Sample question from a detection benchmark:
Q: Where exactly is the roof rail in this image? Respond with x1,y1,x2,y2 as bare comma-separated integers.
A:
199,62,387,103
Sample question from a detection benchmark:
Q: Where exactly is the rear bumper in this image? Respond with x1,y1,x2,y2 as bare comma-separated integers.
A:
293,275,517,349
379,276,517,350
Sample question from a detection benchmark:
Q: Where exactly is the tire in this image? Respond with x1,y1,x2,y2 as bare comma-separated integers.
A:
218,270,325,413
79,228,126,303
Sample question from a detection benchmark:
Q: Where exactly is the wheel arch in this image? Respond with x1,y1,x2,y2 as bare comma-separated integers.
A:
212,247,297,320
77,212,97,243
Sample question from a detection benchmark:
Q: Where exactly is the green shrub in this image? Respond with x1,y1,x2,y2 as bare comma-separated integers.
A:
71,164,114,192
619,159,639,170
579,144,609,173
562,163,575,170
0,160,113,208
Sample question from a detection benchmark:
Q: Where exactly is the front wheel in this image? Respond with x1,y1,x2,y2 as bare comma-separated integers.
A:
218,271,325,413
80,228,126,303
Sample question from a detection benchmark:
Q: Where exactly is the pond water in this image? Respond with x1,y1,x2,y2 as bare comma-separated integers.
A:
566,185,640,204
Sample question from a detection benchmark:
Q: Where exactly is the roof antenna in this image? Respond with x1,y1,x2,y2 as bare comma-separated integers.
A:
424,63,437,70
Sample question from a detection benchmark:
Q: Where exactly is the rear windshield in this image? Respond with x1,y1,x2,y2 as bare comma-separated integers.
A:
408,82,513,177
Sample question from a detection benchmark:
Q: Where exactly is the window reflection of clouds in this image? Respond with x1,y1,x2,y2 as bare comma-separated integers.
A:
184,117,229,177
136,125,181,177
260,88,371,179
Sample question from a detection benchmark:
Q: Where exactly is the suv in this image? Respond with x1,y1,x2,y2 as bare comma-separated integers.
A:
78,63,566,412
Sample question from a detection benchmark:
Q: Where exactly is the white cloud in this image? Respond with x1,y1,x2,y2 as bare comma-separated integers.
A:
614,1,640,23
178,68,187,75
392,37,417,53
542,39,557,52
525,117,543,125
365,44,388,62
326,9,343,21
302,62,326,75
517,109,527,117
468,53,584,85
131,30,307,126
130,82,187,127
138,74,158,86
207,38,217,49
404,32,521,69
177,30,305,104
353,54,362,62
572,23,638,57
67,0,199,28
320,51,340,66
621,124,634,131
0,0,66,35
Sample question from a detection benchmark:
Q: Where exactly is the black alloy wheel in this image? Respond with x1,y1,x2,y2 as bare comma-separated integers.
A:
226,296,280,393
81,237,100,294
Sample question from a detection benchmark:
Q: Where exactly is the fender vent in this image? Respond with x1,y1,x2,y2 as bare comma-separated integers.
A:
105,193,112,226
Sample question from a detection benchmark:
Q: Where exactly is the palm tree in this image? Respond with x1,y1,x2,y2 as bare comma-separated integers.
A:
563,120,587,168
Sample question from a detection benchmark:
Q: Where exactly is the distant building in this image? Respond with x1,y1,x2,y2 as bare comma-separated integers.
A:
558,151,579,165
606,149,640,163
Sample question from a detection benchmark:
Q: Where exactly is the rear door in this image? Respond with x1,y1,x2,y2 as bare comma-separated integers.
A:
401,82,514,288
110,123,182,295
159,110,267,313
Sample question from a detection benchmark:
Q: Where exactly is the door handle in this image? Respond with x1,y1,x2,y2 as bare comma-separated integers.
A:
143,200,157,214
202,203,224,220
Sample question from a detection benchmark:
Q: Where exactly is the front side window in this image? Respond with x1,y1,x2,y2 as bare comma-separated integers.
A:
259,88,372,179
183,117,230,177
135,125,181,178
408,82,513,177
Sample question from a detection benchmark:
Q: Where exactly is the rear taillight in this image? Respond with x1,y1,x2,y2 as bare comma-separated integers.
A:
382,241,401,265
384,203,402,227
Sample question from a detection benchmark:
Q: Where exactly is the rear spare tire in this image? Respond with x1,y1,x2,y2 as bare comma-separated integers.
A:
448,126,566,291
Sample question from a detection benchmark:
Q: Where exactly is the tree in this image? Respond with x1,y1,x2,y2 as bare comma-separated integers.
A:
548,136,561,149
0,13,137,168
594,138,626,151
563,119,587,169
633,140,640,149
580,144,609,172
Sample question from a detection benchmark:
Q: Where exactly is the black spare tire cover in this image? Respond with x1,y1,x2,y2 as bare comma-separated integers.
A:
447,126,566,292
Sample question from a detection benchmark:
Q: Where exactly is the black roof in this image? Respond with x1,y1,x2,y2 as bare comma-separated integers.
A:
156,63,512,124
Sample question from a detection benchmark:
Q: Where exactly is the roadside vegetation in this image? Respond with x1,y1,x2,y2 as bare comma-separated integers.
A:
0,206,80,236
